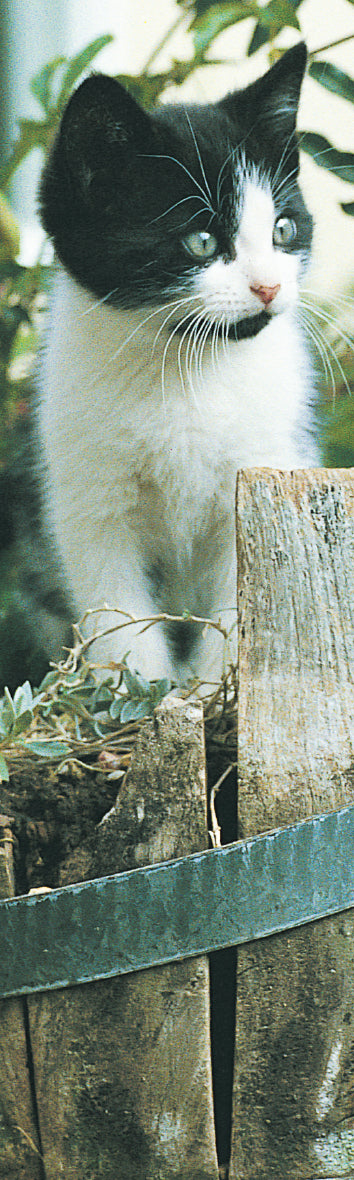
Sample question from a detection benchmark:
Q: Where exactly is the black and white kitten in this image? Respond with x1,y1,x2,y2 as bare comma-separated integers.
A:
35,41,317,687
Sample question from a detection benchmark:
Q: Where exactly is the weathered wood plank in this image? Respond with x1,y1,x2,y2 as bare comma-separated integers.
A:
230,469,354,1180
28,696,218,1179
0,824,43,1179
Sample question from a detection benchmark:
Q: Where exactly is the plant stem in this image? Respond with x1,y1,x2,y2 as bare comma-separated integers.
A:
142,10,187,74
310,33,354,58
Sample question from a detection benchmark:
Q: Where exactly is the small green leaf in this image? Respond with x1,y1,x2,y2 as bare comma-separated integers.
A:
248,0,301,55
38,669,60,691
0,752,9,782
123,668,150,699
3,687,15,718
120,699,150,723
309,61,354,105
12,710,34,737
13,680,33,715
58,35,114,113
115,71,173,107
178,0,224,12
153,678,172,701
301,132,354,183
191,2,257,57
341,200,354,215
1,118,52,188
30,57,66,113
109,696,124,721
23,740,70,758
0,192,21,261
91,684,114,713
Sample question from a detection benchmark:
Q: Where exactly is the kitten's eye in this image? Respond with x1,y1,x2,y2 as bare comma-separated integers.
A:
273,217,297,248
182,231,218,261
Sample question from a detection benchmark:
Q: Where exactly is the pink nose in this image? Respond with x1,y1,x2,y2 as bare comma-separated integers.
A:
250,282,281,307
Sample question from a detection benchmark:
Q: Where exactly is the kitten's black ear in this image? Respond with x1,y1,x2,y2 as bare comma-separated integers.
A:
41,73,153,216
221,42,308,145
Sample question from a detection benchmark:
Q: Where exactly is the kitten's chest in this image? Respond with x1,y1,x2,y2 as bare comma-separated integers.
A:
40,273,313,532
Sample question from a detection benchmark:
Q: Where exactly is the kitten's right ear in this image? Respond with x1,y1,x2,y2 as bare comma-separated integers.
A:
42,74,153,206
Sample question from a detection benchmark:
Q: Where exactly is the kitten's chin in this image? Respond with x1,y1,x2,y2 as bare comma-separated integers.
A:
172,308,271,342
227,309,271,341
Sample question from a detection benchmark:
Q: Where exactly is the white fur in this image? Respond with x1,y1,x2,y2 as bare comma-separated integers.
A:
38,177,316,686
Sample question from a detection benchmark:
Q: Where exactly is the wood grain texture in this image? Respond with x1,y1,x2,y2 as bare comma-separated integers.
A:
0,830,43,1179
230,469,354,1180
28,696,218,1180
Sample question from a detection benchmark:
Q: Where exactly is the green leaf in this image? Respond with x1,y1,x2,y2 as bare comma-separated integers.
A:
38,669,61,691
23,739,70,758
13,680,33,715
309,61,354,104
30,57,66,114
178,0,222,12
109,696,124,721
120,699,150,723
91,684,114,713
341,200,354,215
0,192,21,261
301,132,354,183
1,118,52,188
115,71,171,107
248,0,301,55
3,687,15,718
57,35,114,113
152,678,172,704
12,710,34,737
191,2,257,56
123,668,151,699
0,752,9,782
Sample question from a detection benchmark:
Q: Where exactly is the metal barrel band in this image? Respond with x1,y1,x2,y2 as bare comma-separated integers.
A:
0,802,354,1000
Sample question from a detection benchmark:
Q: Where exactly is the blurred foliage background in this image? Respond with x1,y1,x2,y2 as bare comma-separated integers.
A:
0,0,353,689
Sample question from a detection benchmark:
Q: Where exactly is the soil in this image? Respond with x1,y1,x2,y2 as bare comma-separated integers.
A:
0,757,118,895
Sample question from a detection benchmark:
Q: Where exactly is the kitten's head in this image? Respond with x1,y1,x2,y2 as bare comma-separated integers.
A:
40,42,312,340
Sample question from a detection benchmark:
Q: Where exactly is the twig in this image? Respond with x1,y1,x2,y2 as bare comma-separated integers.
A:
209,763,237,849
142,11,186,74
60,605,230,674
309,34,354,58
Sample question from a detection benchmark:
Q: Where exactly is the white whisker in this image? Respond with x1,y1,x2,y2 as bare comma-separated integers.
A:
216,144,236,211
149,193,210,224
302,298,354,358
151,294,200,356
300,300,353,399
184,108,214,207
160,304,205,404
301,308,336,400
141,151,214,213
81,287,121,315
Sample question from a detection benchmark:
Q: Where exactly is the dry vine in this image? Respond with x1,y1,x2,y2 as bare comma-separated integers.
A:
0,606,238,792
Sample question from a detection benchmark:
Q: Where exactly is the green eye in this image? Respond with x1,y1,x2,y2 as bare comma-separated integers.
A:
273,217,297,248
182,231,218,260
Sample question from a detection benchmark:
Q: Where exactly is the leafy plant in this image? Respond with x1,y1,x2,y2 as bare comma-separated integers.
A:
0,661,173,782
302,59,354,215
1,4,354,213
0,35,114,190
109,669,172,723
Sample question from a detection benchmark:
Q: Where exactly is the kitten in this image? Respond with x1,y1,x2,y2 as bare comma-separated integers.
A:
33,41,317,688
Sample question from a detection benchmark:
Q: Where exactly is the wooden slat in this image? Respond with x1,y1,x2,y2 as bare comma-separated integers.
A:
0,827,43,1179
231,469,354,1179
28,696,219,1180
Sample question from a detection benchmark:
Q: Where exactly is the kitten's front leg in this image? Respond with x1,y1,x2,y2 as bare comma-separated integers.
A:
59,528,177,681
